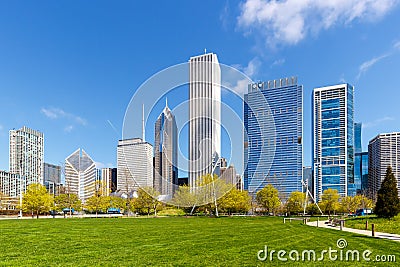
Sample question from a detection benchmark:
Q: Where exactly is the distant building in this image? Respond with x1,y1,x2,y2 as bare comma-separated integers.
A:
96,168,117,196
354,152,368,195
44,163,62,196
117,138,153,193
189,53,221,187
178,177,189,186
244,77,303,198
313,83,354,201
302,166,313,197
154,100,178,196
64,149,96,203
220,164,241,190
368,132,400,200
354,122,362,153
0,170,19,198
9,126,44,193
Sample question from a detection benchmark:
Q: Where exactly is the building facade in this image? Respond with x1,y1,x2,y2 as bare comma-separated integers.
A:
354,122,362,153
189,53,221,188
44,163,62,196
96,168,117,196
65,149,96,203
244,77,303,198
9,126,44,193
117,138,153,193
154,100,178,197
368,132,400,199
313,83,354,201
0,170,20,198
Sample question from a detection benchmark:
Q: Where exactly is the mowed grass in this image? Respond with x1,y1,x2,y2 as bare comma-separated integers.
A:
346,215,400,235
0,216,399,266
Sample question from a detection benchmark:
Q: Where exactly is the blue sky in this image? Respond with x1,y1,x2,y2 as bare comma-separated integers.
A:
1,0,400,174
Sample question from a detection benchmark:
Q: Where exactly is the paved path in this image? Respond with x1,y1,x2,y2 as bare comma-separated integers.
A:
307,220,400,242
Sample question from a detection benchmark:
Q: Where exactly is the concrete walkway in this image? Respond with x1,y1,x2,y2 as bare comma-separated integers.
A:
307,220,400,242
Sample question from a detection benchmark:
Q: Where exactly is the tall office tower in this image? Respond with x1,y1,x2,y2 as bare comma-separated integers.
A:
244,77,303,198
117,138,153,193
154,100,178,196
313,83,354,201
9,126,44,193
189,53,221,188
354,122,362,153
354,152,368,195
0,170,19,198
368,132,400,200
44,163,62,195
95,168,117,196
65,149,96,203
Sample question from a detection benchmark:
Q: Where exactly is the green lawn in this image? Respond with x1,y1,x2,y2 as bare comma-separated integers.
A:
0,216,398,266
345,215,400,235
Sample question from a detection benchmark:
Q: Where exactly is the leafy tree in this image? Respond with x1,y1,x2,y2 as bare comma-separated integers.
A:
22,183,53,218
286,191,306,215
256,184,281,215
218,188,251,215
354,195,373,210
106,196,126,212
85,195,108,216
375,166,400,218
340,196,359,214
306,203,321,215
54,193,82,213
133,187,160,216
320,189,340,217
172,185,199,215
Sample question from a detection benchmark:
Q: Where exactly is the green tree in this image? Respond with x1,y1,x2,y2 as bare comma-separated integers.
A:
172,185,199,215
320,189,340,217
85,195,108,216
134,187,160,216
22,183,53,218
106,196,126,212
286,191,306,215
218,188,251,215
340,196,359,214
256,184,281,215
54,193,82,213
375,166,400,218
354,195,373,210
306,203,321,215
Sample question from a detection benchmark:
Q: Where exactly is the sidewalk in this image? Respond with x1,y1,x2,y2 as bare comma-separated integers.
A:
307,220,400,242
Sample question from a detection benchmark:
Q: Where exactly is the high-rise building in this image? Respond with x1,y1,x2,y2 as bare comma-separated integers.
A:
9,126,44,193
65,149,96,203
353,152,368,195
313,83,354,201
44,163,62,196
117,138,153,193
354,122,362,153
95,168,117,196
0,170,19,198
154,100,178,196
189,53,221,188
244,77,303,198
368,132,400,199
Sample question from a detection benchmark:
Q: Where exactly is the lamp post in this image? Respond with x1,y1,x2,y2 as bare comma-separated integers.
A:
19,159,23,218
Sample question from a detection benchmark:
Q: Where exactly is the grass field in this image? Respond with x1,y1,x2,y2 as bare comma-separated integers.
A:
0,216,398,266
345,215,400,235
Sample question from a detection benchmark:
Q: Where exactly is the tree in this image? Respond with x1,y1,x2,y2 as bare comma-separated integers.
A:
54,193,82,213
375,166,400,218
172,185,199,215
106,196,126,212
320,189,340,217
134,187,160,216
354,195,373,210
22,183,53,218
85,195,108,216
218,188,251,215
256,184,281,215
340,196,359,214
306,203,321,215
286,191,306,215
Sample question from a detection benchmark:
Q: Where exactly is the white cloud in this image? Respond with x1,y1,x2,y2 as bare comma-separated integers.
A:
237,0,398,46
64,125,74,133
41,107,87,126
271,58,285,67
363,116,395,129
222,58,258,95
356,54,389,80
394,40,400,50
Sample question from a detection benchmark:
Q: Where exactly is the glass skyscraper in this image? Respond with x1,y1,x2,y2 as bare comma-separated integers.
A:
354,122,362,153
244,77,303,198
313,84,354,201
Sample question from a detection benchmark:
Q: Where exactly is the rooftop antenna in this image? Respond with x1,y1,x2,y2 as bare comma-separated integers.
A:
142,104,145,142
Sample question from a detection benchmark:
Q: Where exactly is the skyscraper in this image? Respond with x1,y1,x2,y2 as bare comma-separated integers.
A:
313,83,354,201
354,122,362,153
368,132,400,199
44,163,62,196
65,148,96,203
9,126,44,193
154,100,178,196
95,168,117,196
244,77,303,198
189,53,221,188
117,138,153,193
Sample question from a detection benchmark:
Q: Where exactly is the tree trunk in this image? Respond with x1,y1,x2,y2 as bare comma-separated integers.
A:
36,210,39,219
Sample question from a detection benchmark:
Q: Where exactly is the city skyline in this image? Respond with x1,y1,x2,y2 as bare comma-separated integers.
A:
1,1,400,172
